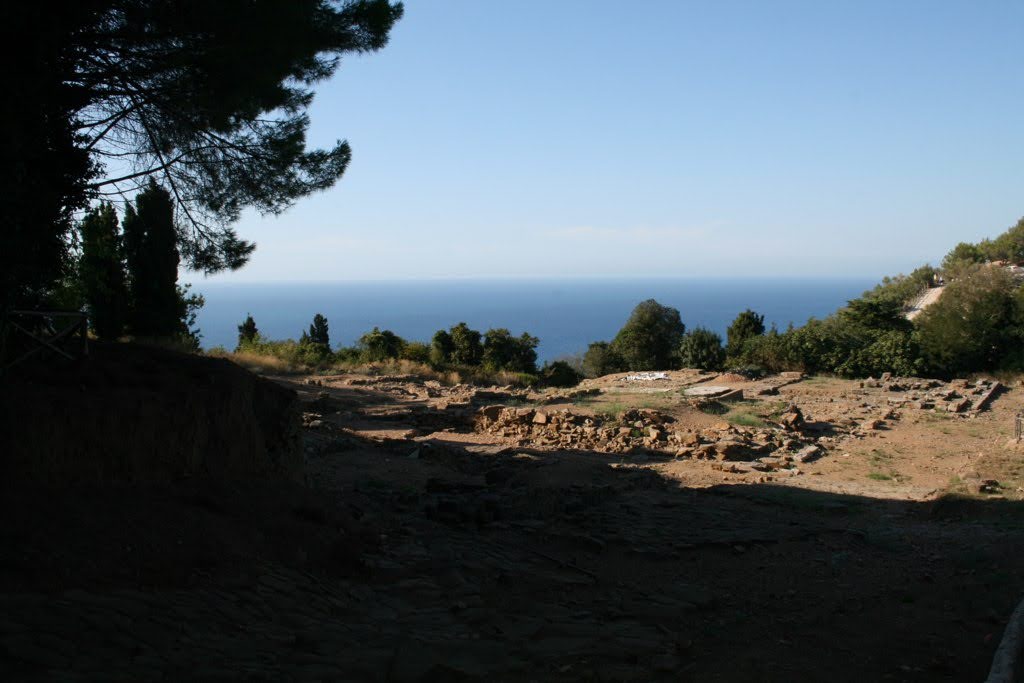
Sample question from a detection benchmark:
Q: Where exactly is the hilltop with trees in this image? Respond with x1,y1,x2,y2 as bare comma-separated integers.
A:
574,216,1024,381
224,316,583,387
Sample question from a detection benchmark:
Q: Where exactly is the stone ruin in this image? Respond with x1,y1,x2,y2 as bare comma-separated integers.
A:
860,374,1001,415
474,403,830,476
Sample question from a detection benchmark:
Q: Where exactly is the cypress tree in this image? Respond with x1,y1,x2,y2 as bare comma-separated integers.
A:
237,314,259,350
123,181,182,337
308,314,330,347
79,203,128,340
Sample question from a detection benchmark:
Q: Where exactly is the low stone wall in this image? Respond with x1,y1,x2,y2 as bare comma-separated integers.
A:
1,343,302,483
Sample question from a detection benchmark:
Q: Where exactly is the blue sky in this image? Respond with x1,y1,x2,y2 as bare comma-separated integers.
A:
201,0,1024,282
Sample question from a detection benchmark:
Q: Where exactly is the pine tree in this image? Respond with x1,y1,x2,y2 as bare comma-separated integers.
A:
237,314,259,350
79,203,128,340
308,314,330,347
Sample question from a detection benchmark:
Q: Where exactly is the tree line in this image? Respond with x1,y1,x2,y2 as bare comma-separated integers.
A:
232,315,581,387
77,181,203,347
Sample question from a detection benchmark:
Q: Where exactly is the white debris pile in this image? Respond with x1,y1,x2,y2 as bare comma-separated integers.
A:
624,372,669,382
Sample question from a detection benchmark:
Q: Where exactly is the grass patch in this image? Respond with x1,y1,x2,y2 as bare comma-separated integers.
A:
208,348,302,374
726,410,765,428
696,401,729,416
708,400,786,429
593,401,627,421
867,472,893,481
868,449,892,466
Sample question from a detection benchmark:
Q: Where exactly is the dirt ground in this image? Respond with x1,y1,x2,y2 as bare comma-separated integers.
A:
3,368,1024,681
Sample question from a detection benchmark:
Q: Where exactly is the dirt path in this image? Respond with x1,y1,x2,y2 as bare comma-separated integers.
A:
905,286,945,320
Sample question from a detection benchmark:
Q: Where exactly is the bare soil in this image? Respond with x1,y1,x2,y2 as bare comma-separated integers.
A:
4,366,1024,681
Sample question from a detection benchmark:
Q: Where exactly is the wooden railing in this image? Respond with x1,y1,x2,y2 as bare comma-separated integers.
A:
1,310,88,373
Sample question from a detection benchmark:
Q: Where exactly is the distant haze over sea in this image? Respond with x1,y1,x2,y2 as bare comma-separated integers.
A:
191,278,878,363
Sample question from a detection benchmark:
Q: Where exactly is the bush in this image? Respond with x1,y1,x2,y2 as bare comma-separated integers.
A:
540,360,582,388
482,328,538,373
400,341,431,363
942,242,985,274
863,265,937,308
449,322,483,366
839,297,910,332
609,299,685,370
296,340,332,366
679,327,725,370
430,329,454,366
725,309,764,359
333,346,362,364
985,216,1024,263
732,326,795,374
915,266,1018,376
582,341,624,377
358,327,404,362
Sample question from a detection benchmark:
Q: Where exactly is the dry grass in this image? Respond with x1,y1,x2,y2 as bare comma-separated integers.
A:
204,351,537,388
206,348,302,374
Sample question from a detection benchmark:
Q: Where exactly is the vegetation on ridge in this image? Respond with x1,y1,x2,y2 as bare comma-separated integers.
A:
580,216,1024,380
217,316,580,388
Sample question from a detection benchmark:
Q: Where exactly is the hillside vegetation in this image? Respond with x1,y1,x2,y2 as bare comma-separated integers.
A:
212,315,581,388
581,217,1024,380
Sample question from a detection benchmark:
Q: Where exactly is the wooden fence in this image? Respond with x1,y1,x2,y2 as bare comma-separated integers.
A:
1,310,88,373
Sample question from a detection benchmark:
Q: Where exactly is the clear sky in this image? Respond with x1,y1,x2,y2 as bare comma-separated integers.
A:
201,0,1024,282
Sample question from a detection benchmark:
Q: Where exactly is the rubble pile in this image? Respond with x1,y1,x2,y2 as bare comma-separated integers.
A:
475,404,833,475
748,371,805,396
860,374,1001,414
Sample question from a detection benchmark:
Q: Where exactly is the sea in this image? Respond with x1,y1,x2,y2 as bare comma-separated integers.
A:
190,278,878,363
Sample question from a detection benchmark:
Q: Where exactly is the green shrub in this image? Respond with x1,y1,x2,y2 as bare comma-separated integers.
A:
942,242,985,274
449,322,483,365
540,360,582,387
609,299,685,370
236,314,258,350
401,341,431,363
726,309,764,359
984,217,1024,263
679,327,725,370
482,328,539,373
357,326,405,362
296,340,332,366
915,266,1017,376
430,329,454,365
582,341,624,377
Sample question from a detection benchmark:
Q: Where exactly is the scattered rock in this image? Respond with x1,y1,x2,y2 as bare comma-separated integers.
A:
793,445,823,464
779,404,804,431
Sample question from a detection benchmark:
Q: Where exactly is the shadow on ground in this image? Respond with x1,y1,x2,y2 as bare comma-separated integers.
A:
3,350,1023,680
3,426,1024,681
